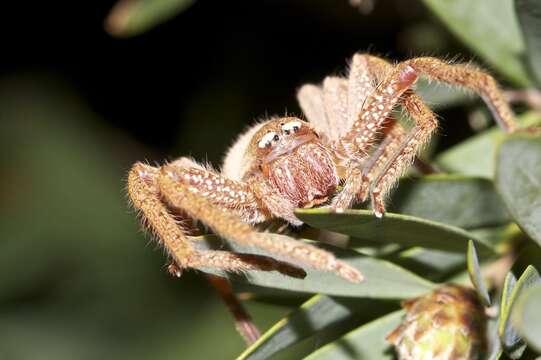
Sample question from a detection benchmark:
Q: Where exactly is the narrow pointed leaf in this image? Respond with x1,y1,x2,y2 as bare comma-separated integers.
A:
191,235,435,298
499,266,541,357
496,135,541,246
487,316,503,360
416,79,472,109
421,0,530,85
513,284,541,352
436,113,541,178
304,310,404,360
237,295,397,360
467,240,491,306
296,208,493,253
391,175,510,229
384,247,465,281
500,272,517,327
105,0,195,37
362,227,509,282
515,0,541,85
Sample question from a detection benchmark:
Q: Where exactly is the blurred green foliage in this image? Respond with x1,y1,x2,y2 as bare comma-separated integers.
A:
0,77,288,359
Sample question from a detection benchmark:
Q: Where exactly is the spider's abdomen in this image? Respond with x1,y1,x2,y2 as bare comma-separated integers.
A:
264,142,338,208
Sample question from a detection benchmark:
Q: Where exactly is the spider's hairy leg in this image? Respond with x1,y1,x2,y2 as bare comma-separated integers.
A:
127,162,302,277
246,175,363,283
331,54,438,216
159,164,363,283
128,162,196,267
334,59,418,162
403,57,518,132
297,84,332,136
357,121,407,202
206,274,261,345
332,120,407,210
297,53,375,141
297,78,351,140
329,54,414,210
369,93,438,217
323,76,349,139
346,54,376,127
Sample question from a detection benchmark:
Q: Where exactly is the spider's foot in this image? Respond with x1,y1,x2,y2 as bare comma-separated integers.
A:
517,126,541,136
358,187,370,203
328,197,347,213
167,262,183,277
330,206,346,214
371,190,386,219
335,261,364,283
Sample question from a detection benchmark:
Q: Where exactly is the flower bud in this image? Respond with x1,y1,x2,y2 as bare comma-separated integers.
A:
386,284,487,360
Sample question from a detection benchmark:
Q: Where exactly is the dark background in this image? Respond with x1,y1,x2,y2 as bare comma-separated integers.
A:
0,1,478,358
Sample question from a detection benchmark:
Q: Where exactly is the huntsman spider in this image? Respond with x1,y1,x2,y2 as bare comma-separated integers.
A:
128,54,519,284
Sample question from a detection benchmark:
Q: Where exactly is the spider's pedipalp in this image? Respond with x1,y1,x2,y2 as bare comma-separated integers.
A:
247,174,301,226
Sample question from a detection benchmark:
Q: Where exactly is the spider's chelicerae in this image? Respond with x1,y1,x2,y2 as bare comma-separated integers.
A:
128,54,519,283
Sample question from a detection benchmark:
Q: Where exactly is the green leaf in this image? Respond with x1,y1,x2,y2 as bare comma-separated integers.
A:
304,310,404,360
496,135,541,246
499,266,541,358
369,228,510,283
512,242,541,277
390,175,510,229
467,240,491,306
515,0,541,85
436,112,541,178
105,0,195,37
237,295,397,360
416,79,472,109
191,235,436,298
384,247,465,282
513,284,541,352
487,316,503,360
296,208,493,253
500,272,518,326
421,0,530,85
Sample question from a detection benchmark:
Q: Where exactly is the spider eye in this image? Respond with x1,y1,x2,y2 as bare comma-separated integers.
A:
281,121,302,135
257,131,279,149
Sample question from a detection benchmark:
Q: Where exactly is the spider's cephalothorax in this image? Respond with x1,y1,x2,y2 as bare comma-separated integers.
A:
247,118,338,209
128,53,521,286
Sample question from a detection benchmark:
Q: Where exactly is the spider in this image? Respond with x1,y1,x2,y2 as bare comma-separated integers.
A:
127,54,519,283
